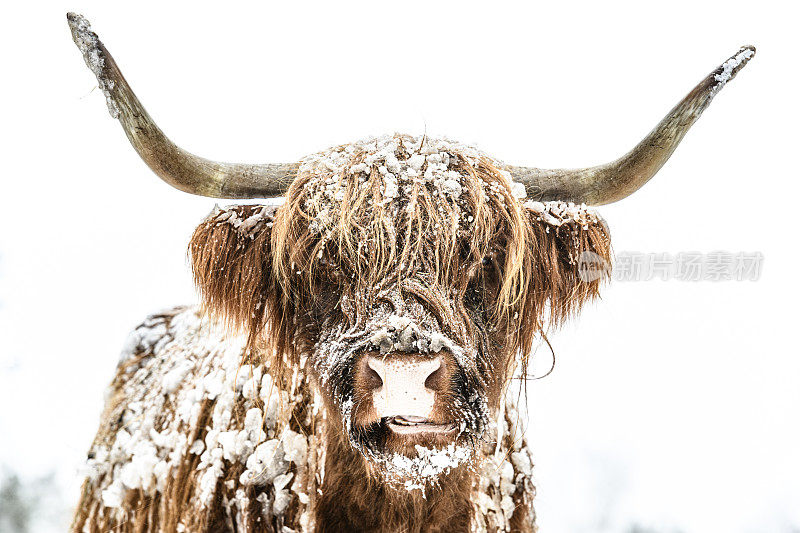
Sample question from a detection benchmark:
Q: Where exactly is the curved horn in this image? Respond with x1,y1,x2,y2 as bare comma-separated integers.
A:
509,46,755,206
67,13,298,198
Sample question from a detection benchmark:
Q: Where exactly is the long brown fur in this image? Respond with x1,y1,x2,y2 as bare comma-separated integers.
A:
73,136,612,532
192,139,611,385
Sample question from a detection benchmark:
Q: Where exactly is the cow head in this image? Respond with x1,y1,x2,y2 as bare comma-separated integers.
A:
188,136,611,487
68,13,754,489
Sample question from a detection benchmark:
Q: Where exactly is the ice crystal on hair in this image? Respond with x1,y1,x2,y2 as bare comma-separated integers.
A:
524,200,602,228
374,443,474,492
298,134,518,236
80,307,324,528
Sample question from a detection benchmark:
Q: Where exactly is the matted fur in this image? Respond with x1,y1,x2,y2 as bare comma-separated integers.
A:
70,307,325,532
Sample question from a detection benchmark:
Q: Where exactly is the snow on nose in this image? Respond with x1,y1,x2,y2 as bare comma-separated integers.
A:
367,355,442,419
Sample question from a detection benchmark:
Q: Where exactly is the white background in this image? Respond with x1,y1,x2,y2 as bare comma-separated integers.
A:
1,1,798,531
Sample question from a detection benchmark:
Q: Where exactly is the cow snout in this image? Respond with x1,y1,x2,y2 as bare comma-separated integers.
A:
366,355,445,420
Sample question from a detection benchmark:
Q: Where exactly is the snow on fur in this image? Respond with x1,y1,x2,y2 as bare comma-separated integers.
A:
73,307,537,532
74,308,324,531
298,134,524,242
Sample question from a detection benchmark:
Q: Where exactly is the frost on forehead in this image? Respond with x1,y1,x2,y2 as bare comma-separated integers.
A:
296,134,524,242
301,134,489,179
298,133,522,198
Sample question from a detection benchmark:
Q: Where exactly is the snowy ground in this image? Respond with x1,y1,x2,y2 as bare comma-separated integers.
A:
2,1,799,531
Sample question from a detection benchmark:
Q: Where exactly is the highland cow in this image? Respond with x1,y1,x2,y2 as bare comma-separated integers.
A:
67,13,754,533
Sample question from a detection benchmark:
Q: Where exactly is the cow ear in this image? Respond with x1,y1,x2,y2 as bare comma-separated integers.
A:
189,204,279,343
523,201,612,328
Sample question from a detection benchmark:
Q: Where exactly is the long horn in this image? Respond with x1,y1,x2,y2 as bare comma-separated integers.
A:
67,13,298,198
509,46,755,206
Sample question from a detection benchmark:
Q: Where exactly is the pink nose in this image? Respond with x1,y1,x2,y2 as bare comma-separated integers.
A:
366,355,445,419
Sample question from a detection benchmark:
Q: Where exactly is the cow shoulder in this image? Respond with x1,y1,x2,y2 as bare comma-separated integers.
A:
73,306,321,532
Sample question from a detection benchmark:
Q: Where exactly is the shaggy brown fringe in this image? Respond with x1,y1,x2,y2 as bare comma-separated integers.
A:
190,205,280,352
190,144,612,383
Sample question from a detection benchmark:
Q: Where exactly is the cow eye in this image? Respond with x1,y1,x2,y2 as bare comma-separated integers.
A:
479,255,501,297
310,276,344,315
465,255,500,311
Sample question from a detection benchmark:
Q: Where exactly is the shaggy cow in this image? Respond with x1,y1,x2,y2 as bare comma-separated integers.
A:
67,13,754,533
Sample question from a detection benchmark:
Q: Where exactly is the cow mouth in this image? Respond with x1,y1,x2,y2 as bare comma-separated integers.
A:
385,415,458,435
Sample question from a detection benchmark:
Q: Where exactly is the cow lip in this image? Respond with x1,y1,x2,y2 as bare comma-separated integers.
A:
385,416,457,435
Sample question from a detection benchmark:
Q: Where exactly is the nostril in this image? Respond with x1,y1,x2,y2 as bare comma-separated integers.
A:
364,363,383,390
425,357,447,391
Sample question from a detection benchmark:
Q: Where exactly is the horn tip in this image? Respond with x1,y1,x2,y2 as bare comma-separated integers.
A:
66,12,101,73
66,12,92,41
741,44,757,56
67,12,121,119
734,44,757,69
709,45,756,98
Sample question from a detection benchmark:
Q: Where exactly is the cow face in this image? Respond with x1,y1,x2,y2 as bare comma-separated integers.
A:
190,134,611,488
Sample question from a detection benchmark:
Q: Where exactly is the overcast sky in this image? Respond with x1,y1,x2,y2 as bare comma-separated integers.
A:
1,1,798,531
